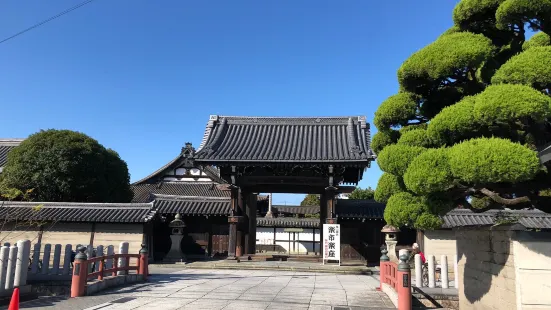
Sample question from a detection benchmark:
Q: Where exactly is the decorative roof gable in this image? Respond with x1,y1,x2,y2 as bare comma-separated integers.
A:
194,115,374,163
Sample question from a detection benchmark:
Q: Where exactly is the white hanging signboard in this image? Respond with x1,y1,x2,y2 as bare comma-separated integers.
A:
322,224,340,265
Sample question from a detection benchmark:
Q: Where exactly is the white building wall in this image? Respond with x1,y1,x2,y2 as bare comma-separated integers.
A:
256,227,320,254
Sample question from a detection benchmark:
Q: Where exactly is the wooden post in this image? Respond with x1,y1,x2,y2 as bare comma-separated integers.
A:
98,259,104,281
70,247,88,298
236,231,243,258
139,244,149,281
397,253,412,310
228,186,239,259
378,246,389,291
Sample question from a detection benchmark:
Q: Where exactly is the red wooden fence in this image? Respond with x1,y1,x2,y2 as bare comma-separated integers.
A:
71,245,149,298
87,254,140,281
382,261,398,289
379,249,412,310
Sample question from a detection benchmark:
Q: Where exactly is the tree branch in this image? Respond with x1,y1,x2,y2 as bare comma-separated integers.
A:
479,188,531,205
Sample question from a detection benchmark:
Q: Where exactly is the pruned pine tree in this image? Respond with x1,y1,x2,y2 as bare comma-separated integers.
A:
373,0,551,229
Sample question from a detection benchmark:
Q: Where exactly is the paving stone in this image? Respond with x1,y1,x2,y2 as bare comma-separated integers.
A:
10,268,394,310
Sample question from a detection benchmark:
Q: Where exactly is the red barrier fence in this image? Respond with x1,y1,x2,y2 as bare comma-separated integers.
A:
71,245,149,297
382,261,398,289
379,248,412,310
87,254,140,281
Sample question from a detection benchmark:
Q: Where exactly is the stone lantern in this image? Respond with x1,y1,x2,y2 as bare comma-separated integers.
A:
381,225,400,261
164,213,187,263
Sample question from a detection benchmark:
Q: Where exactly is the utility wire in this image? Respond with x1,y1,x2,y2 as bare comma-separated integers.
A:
0,0,98,45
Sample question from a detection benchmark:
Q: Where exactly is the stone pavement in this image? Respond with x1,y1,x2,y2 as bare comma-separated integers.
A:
7,268,395,310
155,260,375,275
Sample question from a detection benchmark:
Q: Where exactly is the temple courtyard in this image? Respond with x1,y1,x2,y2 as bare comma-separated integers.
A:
8,267,395,310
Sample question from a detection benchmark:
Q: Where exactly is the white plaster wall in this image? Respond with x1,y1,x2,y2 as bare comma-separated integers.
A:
423,230,457,273
256,228,275,245
513,231,551,310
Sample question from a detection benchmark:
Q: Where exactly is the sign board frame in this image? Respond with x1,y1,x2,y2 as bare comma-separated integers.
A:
322,224,340,266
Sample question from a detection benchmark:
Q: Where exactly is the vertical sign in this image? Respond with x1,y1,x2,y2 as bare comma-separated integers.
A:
322,224,340,265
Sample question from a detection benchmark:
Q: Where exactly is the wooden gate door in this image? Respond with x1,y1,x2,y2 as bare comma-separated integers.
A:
211,235,229,257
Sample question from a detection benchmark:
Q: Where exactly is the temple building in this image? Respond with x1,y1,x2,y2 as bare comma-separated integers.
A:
0,115,400,263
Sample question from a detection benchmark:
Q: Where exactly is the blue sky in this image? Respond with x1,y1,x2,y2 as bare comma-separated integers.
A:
0,0,458,205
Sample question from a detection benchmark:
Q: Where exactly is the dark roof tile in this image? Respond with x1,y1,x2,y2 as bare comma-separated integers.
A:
131,182,230,202
336,199,385,219
0,139,24,169
195,116,374,163
0,201,155,223
154,197,231,215
256,217,320,228
273,205,319,215
441,208,551,229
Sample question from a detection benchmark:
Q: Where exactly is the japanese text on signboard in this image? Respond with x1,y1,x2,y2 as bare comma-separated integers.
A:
323,224,340,262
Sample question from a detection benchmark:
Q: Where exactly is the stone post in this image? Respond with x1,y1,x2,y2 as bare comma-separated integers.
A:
397,253,412,310
87,245,94,274
0,246,9,290
30,243,41,274
14,240,31,287
454,254,459,289
441,255,449,289
428,255,436,288
41,244,51,275
5,246,18,290
70,247,88,298
106,245,115,269
379,246,389,291
95,245,104,272
117,242,129,276
63,244,72,275
265,193,274,218
52,244,62,275
415,254,422,287
139,244,149,281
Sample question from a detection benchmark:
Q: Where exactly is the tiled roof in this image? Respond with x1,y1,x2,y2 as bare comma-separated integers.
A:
441,208,551,229
131,182,230,203
0,139,24,169
0,201,155,223
194,115,374,163
273,205,320,215
336,199,385,219
154,196,231,215
257,217,320,228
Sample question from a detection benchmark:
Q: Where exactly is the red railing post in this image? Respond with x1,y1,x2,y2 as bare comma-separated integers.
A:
112,254,118,277
70,246,88,298
139,244,149,281
397,253,412,310
98,258,104,281
379,246,389,291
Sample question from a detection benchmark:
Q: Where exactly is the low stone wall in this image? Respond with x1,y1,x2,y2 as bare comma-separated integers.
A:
455,225,551,310
85,274,145,296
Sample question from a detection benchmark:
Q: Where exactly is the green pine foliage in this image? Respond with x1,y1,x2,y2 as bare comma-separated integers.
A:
523,32,551,50
1,129,133,203
348,187,375,200
300,194,320,206
371,130,400,155
374,173,404,203
373,0,551,229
